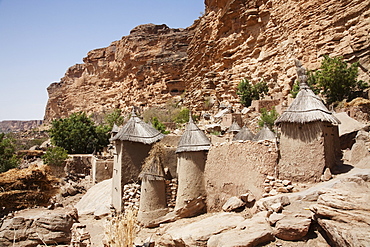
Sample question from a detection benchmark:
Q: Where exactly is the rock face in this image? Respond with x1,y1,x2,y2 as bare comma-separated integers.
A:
44,0,370,121
0,208,77,247
310,171,370,246
0,120,43,133
45,24,191,121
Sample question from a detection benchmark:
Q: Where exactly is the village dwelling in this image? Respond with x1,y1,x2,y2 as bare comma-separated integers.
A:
275,82,341,182
175,115,211,210
110,109,164,212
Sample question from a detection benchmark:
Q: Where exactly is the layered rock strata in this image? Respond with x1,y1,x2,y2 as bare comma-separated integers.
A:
45,0,370,121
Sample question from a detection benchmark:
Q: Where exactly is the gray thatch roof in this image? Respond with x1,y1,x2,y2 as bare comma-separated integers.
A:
176,115,211,153
139,143,166,181
254,125,276,141
233,126,255,141
111,110,164,144
275,83,340,125
226,121,241,133
111,124,120,133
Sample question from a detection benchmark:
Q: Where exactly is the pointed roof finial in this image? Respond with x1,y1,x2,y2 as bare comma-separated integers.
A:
131,106,137,117
188,110,193,123
294,59,308,88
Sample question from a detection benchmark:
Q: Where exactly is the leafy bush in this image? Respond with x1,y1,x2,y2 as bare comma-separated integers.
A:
0,133,19,173
291,56,369,104
258,107,279,131
237,78,268,107
173,108,190,124
49,112,110,154
104,109,125,128
151,117,170,134
42,146,69,166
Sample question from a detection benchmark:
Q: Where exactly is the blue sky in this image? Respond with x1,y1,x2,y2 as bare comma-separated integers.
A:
0,0,204,121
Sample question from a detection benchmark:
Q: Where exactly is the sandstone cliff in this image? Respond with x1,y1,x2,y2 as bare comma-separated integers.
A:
0,120,43,133
45,0,370,121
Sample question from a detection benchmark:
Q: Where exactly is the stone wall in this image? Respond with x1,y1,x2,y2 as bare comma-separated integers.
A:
204,140,278,212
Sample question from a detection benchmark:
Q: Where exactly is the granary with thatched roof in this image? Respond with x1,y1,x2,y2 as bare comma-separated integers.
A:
275,60,341,182
137,143,168,226
110,108,164,211
254,125,276,142
175,114,211,210
233,126,255,141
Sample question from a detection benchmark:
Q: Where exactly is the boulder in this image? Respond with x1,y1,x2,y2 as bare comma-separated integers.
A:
310,173,370,246
75,178,112,218
222,196,245,212
274,216,312,241
208,212,274,247
0,207,77,247
157,213,245,246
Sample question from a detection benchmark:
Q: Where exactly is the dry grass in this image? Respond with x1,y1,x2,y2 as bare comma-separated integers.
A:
104,207,138,247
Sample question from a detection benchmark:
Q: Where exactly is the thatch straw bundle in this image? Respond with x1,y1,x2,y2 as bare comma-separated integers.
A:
139,143,166,181
111,110,164,144
233,126,255,141
176,115,211,153
275,83,340,125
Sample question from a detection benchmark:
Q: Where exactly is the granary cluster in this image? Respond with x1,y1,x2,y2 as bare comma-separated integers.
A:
109,61,341,226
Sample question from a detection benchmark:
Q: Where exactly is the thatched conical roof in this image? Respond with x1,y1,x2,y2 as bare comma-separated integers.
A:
254,125,276,141
275,83,340,125
111,124,120,133
226,121,242,133
111,109,164,144
176,114,211,153
233,126,255,141
139,143,166,181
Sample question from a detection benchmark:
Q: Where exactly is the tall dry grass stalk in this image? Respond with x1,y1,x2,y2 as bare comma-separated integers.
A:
104,207,138,247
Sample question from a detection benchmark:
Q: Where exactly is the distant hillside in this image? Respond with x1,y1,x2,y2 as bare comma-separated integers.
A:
0,120,43,133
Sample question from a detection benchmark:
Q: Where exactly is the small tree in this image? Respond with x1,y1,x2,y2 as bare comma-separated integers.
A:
104,109,125,128
258,107,279,131
237,78,268,107
42,146,69,167
151,117,169,134
293,55,369,103
0,133,19,173
49,112,109,154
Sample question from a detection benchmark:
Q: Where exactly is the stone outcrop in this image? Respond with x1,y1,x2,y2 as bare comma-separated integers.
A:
0,207,77,247
310,171,370,246
44,0,370,121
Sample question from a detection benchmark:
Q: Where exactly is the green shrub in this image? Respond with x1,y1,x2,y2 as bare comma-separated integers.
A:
0,133,19,173
258,107,279,131
291,56,369,104
42,146,69,166
151,117,170,134
173,108,190,124
237,78,268,107
49,112,110,154
104,109,125,128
